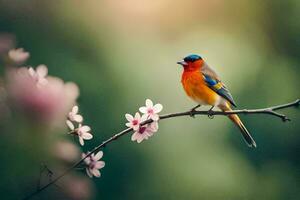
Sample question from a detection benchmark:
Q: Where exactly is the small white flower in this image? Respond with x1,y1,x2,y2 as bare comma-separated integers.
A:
66,122,93,146
125,112,147,131
68,105,83,123
82,151,105,178
139,99,163,121
131,121,159,143
8,48,30,64
77,124,93,146
28,64,48,86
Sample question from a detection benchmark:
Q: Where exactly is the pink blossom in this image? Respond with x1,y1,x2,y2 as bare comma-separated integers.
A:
82,151,105,178
139,99,163,121
131,121,159,143
67,122,93,146
125,112,147,131
77,125,93,146
6,66,79,124
28,65,48,86
68,105,83,123
8,48,30,65
53,140,80,163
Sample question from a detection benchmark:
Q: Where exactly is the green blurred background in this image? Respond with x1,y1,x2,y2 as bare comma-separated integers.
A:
0,0,299,199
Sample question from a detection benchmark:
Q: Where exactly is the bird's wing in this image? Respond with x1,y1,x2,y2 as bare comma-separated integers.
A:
201,63,237,107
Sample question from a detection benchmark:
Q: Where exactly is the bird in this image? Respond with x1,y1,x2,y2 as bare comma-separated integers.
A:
177,54,256,148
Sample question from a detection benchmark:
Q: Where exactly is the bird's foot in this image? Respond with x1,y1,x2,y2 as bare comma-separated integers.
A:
189,104,201,118
207,106,215,119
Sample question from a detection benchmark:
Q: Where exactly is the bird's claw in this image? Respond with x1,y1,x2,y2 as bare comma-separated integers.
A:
189,109,196,118
208,113,214,119
189,104,200,118
207,106,215,119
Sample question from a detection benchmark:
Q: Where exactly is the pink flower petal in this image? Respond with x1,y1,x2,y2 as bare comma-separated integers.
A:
153,104,163,113
8,48,30,64
139,106,147,113
95,161,105,169
150,122,159,132
82,132,93,140
145,99,153,107
85,159,91,165
91,168,101,177
36,64,48,77
86,168,93,178
131,132,138,141
93,151,103,161
140,114,148,122
134,112,141,119
125,122,132,128
137,136,144,143
79,137,84,146
80,125,91,132
125,113,133,121
66,120,75,130
132,125,139,131
72,105,79,114
147,131,154,137
74,114,83,123
28,67,35,77
151,114,160,121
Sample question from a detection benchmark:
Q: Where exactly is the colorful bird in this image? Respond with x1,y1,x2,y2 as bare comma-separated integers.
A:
177,54,256,147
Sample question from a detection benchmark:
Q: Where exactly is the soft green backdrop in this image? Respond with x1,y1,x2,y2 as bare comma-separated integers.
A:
0,0,299,199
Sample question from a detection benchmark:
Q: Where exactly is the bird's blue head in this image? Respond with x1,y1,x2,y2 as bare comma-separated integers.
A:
177,54,203,68
183,54,202,62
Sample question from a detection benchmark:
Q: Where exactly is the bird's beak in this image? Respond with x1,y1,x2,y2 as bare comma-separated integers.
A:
177,60,188,66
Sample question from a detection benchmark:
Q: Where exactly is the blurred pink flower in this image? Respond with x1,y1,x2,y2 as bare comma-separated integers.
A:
82,151,105,178
0,33,15,56
131,121,158,143
28,65,48,87
125,112,147,131
53,140,80,163
139,99,163,121
68,105,83,123
62,175,93,200
6,66,79,124
8,48,30,65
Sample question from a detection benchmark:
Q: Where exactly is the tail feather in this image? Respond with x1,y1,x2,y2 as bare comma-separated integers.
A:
228,114,257,148
219,105,257,148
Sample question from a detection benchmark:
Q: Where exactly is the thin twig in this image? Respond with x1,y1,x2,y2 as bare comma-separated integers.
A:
36,164,53,190
22,99,300,200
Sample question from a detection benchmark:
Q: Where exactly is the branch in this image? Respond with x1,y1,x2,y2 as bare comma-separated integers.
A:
22,99,300,200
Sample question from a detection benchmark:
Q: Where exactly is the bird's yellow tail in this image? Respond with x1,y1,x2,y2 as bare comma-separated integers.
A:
220,106,257,148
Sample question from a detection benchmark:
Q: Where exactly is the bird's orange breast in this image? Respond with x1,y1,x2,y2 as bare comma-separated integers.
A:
181,71,219,105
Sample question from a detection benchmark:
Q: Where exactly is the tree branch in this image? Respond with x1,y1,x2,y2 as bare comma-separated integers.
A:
22,99,300,200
